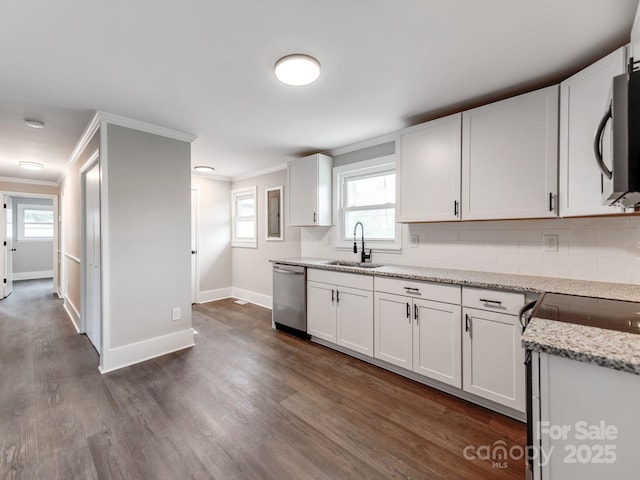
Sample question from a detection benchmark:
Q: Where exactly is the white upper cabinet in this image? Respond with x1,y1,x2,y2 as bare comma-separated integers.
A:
559,47,627,217
461,86,559,220
396,113,462,222
288,153,332,226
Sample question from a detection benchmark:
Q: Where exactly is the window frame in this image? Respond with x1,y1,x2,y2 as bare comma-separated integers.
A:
17,203,54,242
231,186,257,248
333,155,401,252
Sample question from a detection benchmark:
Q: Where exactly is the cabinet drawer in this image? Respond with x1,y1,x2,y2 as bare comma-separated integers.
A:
308,268,373,290
375,277,460,304
462,287,524,315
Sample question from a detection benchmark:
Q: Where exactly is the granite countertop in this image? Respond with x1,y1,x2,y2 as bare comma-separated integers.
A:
522,318,640,375
271,257,640,302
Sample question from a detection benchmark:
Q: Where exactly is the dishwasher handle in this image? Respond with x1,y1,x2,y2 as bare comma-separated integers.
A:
273,266,305,275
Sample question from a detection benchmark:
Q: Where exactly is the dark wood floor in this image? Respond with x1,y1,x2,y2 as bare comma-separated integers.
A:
0,279,526,479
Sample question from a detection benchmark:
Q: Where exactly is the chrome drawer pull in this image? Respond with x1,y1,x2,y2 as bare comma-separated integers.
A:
404,287,420,294
479,298,502,305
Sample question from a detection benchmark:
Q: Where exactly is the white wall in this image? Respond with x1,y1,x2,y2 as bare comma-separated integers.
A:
11,196,54,279
231,169,301,307
191,176,232,301
301,216,640,285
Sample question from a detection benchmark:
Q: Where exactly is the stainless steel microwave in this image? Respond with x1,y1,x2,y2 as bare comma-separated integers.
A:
594,68,640,207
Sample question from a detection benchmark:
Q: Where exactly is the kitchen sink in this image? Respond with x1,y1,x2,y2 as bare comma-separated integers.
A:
325,260,383,269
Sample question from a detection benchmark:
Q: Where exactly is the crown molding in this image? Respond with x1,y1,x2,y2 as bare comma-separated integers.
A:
97,111,197,144
328,132,396,157
231,163,287,183
0,176,59,187
59,111,101,184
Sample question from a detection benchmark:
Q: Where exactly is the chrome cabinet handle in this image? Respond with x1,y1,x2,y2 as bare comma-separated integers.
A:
313,212,317,224
336,290,340,303
331,289,335,303
414,304,418,323
406,302,410,319
404,287,420,294
454,200,459,217
548,192,554,212
465,314,472,338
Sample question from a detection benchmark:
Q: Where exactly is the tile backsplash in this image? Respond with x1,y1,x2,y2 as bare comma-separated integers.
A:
301,216,640,285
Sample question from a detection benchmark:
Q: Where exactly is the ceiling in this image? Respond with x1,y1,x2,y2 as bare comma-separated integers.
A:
0,0,638,184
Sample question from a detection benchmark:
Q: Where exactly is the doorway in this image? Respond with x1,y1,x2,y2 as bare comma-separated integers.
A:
0,193,58,300
82,156,102,354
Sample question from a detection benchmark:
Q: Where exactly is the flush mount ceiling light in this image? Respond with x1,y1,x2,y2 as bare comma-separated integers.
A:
274,54,321,86
194,165,215,173
24,119,45,129
19,161,45,170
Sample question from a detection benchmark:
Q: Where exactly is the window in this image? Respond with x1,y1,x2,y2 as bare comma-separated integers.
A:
231,186,257,248
334,155,400,251
17,204,54,241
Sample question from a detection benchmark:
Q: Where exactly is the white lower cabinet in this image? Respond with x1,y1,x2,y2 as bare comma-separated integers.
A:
374,279,462,388
462,307,525,412
307,269,374,357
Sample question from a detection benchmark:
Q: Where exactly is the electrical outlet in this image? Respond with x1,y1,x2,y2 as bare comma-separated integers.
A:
543,234,558,253
410,234,419,248
171,307,181,321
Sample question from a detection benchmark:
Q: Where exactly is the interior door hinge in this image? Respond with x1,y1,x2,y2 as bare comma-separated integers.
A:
3,279,6,284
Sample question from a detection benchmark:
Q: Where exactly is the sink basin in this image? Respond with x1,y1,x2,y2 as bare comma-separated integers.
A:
325,260,383,269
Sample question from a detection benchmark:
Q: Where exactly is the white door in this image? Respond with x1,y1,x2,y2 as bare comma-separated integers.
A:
396,113,462,222
413,299,462,388
462,307,525,412
374,292,413,370
306,281,337,343
336,286,373,357
462,85,559,220
4,196,14,297
191,188,198,304
85,162,101,354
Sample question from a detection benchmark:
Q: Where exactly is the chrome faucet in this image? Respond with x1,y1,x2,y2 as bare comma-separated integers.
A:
353,221,372,263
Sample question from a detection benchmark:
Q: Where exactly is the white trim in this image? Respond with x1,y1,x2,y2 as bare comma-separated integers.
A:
191,187,200,304
59,112,101,184
197,287,233,304
231,164,287,182
64,297,81,333
99,328,195,374
333,155,401,251
97,111,197,143
328,134,396,157
99,121,110,372
65,252,81,264
0,176,58,187
231,185,257,248
13,270,53,281
231,287,272,310
80,149,100,174
16,203,54,242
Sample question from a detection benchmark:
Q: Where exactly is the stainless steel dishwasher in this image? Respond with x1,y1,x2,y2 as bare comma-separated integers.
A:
272,263,307,336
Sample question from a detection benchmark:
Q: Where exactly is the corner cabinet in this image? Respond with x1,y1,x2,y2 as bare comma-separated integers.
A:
461,86,559,220
374,278,462,388
559,47,627,217
306,269,374,357
287,153,332,226
396,113,462,222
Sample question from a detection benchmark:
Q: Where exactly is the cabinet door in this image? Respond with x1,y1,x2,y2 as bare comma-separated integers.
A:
413,299,462,388
288,155,319,226
462,307,525,412
374,292,413,370
462,86,558,220
307,281,336,342
336,286,374,357
559,47,626,217
397,113,462,222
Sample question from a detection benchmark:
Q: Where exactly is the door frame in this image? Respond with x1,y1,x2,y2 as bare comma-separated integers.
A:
191,186,200,304
80,150,101,344
0,191,59,297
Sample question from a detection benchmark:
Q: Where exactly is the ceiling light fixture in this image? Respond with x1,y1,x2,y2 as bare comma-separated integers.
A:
19,161,45,170
194,165,215,173
274,54,321,86
24,119,45,129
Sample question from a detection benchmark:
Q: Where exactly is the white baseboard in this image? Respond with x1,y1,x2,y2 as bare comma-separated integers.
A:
99,328,195,374
63,297,81,333
13,270,53,281
197,287,233,304
231,287,272,309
